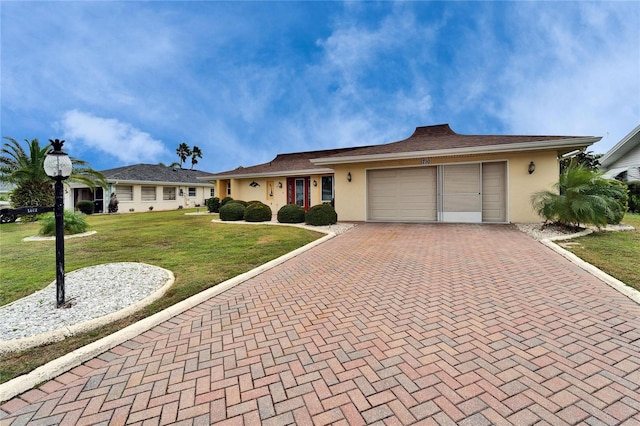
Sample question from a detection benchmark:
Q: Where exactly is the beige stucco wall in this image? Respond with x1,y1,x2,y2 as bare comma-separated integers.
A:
331,150,560,223
109,184,214,213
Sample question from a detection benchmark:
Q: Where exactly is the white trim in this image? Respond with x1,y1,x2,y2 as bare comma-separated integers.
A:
200,168,334,181
312,137,600,166
600,124,640,168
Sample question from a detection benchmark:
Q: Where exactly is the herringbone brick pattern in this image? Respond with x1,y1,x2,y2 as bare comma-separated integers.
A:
2,224,640,425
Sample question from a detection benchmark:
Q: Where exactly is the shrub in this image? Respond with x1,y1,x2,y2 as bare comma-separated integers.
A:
206,197,220,213
76,200,94,215
244,202,272,222
228,199,248,207
220,197,234,208
277,204,305,223
305,203,337,226
607,179,629,224
39,210,89,236
531,163,629,228
10,180,54,222
219,202,246,221
627,181,640,213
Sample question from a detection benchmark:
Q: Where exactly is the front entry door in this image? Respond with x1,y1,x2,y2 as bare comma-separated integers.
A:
287,177,311,210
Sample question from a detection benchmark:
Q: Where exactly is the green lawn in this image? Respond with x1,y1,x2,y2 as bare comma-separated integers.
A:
0,209,323,383
563,213,640,292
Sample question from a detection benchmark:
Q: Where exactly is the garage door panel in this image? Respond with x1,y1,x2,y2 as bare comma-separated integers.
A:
368,167,436,221
482,162,506,222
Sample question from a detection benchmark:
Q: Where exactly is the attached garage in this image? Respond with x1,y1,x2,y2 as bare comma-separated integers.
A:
367,161,507,223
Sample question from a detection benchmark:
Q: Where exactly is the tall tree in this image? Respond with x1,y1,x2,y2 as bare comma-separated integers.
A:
1,137,106,214
176,142,191,169
190,145,202,170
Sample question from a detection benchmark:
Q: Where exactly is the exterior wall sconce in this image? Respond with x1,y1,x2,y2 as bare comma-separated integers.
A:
313,180,317,187
278,182,283,188
347,172,352,182
179,189,184,196
528,161,535,174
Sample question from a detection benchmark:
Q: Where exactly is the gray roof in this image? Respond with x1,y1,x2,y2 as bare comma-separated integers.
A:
101,164,214,185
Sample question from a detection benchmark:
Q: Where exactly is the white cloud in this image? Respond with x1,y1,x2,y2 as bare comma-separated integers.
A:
58,110,170,164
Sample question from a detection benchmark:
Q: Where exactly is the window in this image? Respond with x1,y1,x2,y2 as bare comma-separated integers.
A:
210,188,215,197
227,181,231,196
141,186,156,201
321,176,333,202
116,185,133,202
163,187,176,201
188,187,196,197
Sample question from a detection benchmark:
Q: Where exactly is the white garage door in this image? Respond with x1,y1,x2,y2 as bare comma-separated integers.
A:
440,163,482,223
367,167,437,221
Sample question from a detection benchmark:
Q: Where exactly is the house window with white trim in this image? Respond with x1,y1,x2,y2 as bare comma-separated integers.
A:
116,185,133,202
321,176,334,203
163,187,176,201
141,186,156,201
227,181,231,196
188,187,196,197
210,188,215,197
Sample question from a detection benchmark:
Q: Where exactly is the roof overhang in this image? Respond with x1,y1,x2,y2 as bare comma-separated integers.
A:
600,124,640,168
198,167,335,181
311,137,600,166
69,179,214,187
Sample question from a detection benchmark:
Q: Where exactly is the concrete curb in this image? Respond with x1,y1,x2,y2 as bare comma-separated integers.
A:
0,230,335,403
541,231,640,306
0,264,175,356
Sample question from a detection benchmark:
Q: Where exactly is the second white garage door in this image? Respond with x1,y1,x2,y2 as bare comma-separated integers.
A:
367,167,437,221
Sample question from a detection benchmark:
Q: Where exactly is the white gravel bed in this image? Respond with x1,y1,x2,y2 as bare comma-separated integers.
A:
211,218,356,235
516,222,635,241
0,263,172,342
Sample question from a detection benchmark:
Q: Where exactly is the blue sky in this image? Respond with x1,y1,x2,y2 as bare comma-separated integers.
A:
1,1,638,174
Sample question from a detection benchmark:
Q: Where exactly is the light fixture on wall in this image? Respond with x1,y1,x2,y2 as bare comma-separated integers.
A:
179,188,184,196
269,183,273,197
313,180,317,187
278,182,282,188
347,172,352,182
528,161,535,174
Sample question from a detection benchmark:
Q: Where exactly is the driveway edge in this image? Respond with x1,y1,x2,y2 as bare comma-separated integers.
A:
0,231,335,403
541,232,640,305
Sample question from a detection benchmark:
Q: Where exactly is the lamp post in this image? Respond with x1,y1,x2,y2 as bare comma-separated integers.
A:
43,139,73,307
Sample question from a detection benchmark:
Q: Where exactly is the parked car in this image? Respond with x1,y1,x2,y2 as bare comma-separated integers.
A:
0,200,17,223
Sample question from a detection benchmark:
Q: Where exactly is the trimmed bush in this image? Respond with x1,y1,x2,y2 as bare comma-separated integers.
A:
219,202,246,221
220,196,234,208
77,200,94,215
277,204,305,223
227,199,248,207
39,211,89,236
206,197,220,213
305,203,337,226
627,181,640,213
244,202,272,222
607,179,629,224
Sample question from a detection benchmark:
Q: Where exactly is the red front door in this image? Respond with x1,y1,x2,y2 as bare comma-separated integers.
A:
287,177,311,210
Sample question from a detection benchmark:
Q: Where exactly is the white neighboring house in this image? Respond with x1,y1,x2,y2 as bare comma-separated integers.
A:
600,124,640,182
67,164,216,213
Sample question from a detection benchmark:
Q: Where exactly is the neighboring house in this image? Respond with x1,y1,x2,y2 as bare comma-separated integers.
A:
68,164,215,213
203,124,600,223
599,124,640,182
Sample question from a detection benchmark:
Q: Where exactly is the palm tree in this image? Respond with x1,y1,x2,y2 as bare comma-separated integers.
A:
531,163,628,228
176,142,191,169
190,145,202,170
1,137,106,211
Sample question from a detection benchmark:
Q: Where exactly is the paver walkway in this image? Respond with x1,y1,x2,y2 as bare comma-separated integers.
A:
2,223,640,425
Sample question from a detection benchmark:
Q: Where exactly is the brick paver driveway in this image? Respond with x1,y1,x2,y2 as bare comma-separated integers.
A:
2,224,640,425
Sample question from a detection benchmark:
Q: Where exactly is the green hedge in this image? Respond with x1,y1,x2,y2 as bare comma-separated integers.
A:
627,181,640,213
305,203,337,226
206,197,220,213
277,204,305,223
39,211,89,236
219,202,246,221
76,200,94,215
244,202,272,222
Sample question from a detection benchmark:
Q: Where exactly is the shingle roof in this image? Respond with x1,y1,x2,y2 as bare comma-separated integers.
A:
320,124,592,158
101,164,214,184
206,147,370,178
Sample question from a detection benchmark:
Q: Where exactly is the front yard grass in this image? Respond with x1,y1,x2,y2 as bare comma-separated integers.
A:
0,209,323,384
563,213,640,292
